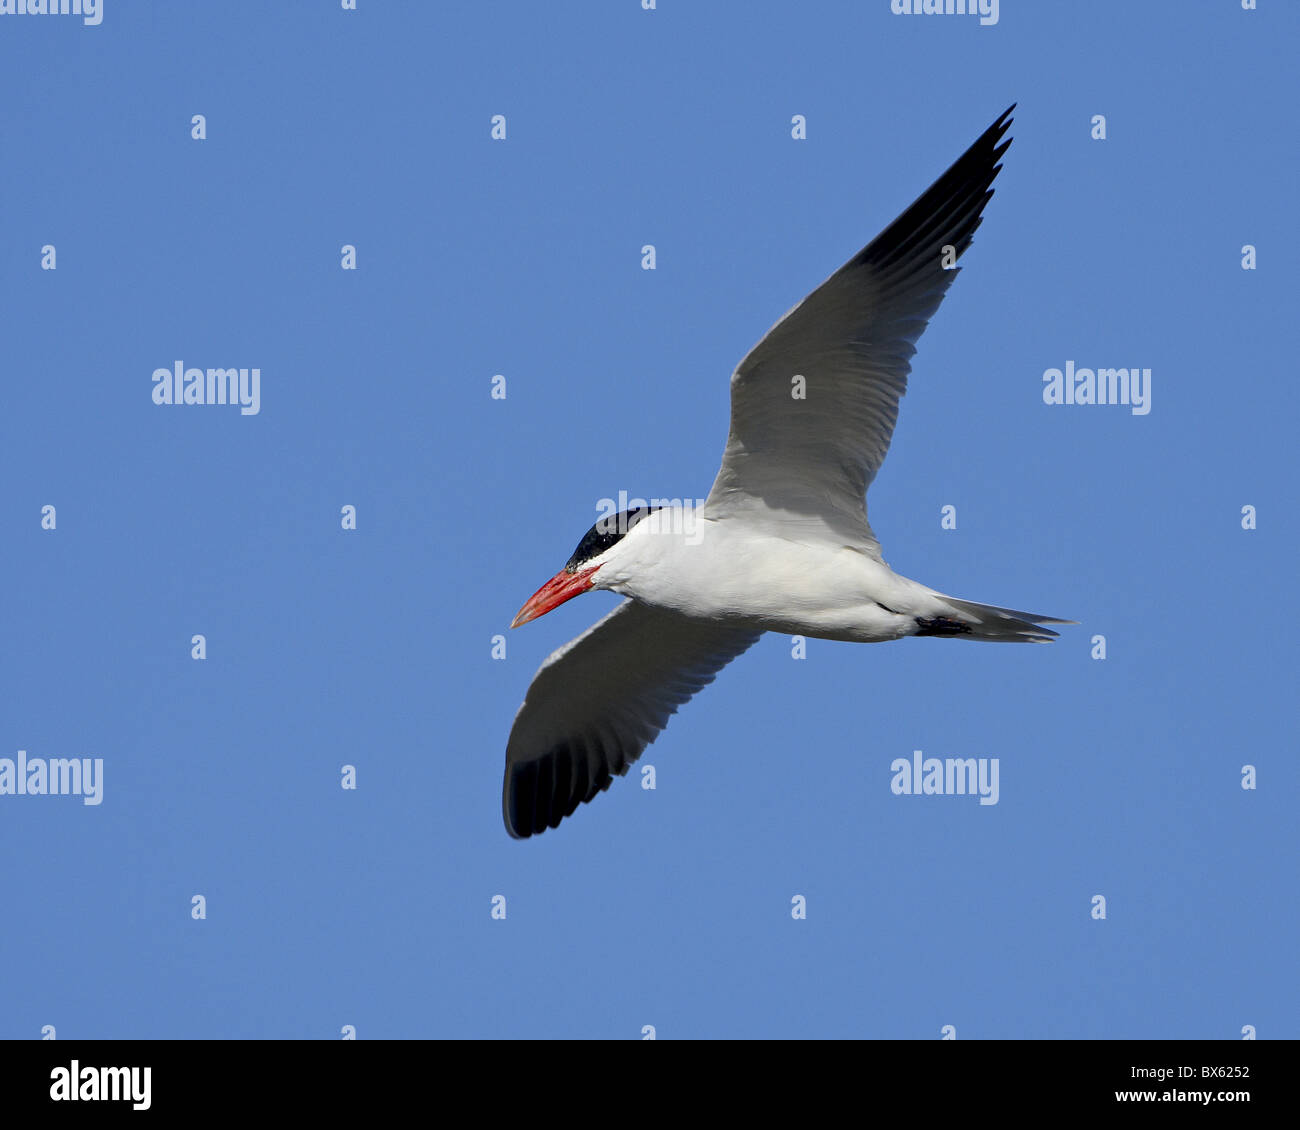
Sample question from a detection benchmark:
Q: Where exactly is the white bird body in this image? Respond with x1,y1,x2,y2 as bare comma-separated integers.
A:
500,106,1072,838
596,509,930,643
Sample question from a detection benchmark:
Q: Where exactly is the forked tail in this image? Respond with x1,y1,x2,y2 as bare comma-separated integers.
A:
916,596,1074,643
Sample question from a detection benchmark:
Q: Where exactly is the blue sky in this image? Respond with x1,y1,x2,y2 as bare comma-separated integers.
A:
1,1,1295,1039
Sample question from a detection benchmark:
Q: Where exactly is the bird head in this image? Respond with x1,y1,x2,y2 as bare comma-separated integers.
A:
510,506,662,628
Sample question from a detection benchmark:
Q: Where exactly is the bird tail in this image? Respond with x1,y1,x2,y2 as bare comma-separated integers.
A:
916,595,1074,643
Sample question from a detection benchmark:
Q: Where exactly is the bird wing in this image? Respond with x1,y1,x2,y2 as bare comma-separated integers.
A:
503,599,762,838
702,106,1015,557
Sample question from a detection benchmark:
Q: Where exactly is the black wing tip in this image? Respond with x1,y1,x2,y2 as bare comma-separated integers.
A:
971,105,1016,170
502,750,615,839
977,104,1016,162
984,106,1015,169
503,759,534,838
968,105,1015,155
856,103,1018,276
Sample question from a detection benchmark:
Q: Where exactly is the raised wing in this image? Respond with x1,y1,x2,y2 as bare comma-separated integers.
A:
503,599,761,838
703,106,1015,554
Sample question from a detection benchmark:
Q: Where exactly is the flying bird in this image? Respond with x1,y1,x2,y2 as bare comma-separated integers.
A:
503,105,1069,838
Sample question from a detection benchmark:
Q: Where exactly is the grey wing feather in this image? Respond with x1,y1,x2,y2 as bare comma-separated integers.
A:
503,600,762,838
704,106,1015,556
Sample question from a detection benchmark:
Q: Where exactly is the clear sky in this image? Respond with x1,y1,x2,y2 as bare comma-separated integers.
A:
2,1,1295,1040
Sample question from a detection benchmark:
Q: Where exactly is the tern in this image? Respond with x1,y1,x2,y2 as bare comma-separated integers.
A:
503,105,1069,838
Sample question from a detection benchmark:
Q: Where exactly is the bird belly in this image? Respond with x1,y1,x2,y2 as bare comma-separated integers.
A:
613,534,921,643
